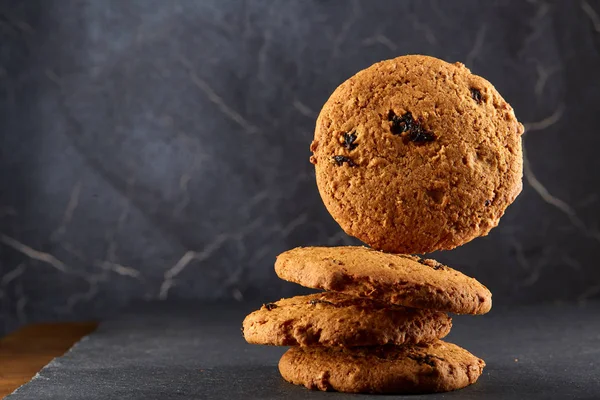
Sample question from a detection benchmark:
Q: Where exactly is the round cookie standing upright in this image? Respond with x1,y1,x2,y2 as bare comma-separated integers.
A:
311,55,524,254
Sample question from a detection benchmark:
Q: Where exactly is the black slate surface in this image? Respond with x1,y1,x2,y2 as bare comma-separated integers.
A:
7,301,600,400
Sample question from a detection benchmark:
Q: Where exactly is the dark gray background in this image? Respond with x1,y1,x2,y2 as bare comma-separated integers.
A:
1,0,600,335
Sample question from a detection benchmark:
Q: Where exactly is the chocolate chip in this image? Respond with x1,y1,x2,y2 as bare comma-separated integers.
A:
471,88,483,104
264,303,277,310
388,110,435,143
342,132,357,150
484,199,491,206
332,155,356,167
408,126,435,143
388,110,414,135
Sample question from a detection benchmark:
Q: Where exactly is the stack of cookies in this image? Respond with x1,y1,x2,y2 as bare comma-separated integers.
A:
244,248,491,393
243,55,524,394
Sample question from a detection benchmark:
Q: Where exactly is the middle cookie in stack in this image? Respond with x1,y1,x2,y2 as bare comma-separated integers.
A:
243,246,490,394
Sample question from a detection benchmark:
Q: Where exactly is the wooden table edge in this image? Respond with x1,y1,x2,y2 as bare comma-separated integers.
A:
0,322,98,399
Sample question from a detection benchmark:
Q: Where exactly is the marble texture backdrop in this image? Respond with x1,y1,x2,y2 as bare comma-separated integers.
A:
1,0,600,334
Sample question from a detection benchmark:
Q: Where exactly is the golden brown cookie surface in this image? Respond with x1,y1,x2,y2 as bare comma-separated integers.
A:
275,246,492,315
311,54,524,254
243,292,451,347
279,340,485,394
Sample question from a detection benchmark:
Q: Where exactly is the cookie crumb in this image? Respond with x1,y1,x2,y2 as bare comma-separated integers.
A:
418,258,444,270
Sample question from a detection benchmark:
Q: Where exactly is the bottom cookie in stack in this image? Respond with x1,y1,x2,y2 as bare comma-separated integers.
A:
279,342,485,394
242,246,491,394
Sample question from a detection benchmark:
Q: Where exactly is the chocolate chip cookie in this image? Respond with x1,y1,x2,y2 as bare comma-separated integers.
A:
310,54,524,254
243,292,451,347
279,340,485,393
275,246,491,314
